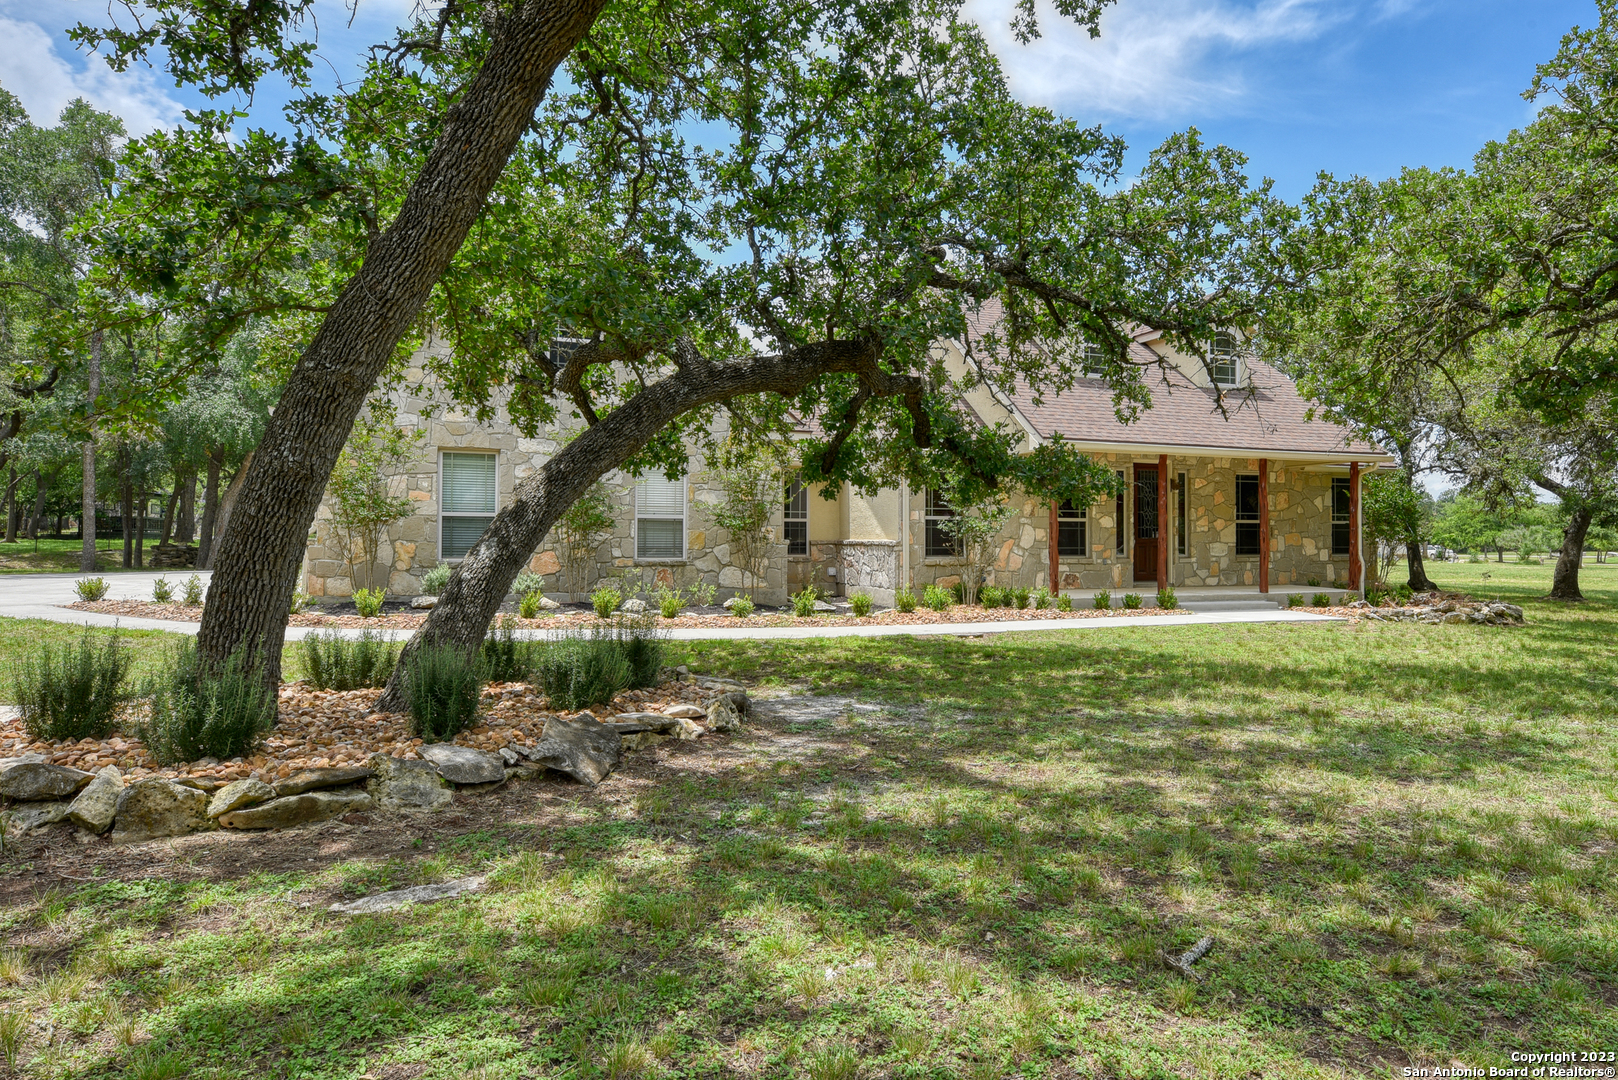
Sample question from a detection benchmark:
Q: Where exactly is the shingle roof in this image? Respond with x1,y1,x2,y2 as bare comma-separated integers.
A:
958,301,1384,459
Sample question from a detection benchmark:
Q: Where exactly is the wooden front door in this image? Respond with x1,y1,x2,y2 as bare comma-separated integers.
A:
1133,466,1159,582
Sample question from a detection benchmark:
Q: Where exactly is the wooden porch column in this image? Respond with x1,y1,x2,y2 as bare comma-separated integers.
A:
1258,458,1270,593
1157,453,1169,592
1348,461,1362,592
1048,499,1059,592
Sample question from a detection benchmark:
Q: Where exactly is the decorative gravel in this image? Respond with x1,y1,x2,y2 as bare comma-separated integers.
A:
0,679,721,789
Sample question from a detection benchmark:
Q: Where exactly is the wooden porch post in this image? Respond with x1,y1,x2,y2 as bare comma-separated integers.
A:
1348,461,1362,592
1048,499,1059,592
1258,458,1270,593
1157,453,1169,592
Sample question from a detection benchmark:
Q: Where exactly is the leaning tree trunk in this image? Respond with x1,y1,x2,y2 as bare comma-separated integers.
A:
195,0,609,688
176,472,197,544
81,329,101,572
375,341,898,711
1404,539,1435,591
197,448,222,567
1548,505,1592,601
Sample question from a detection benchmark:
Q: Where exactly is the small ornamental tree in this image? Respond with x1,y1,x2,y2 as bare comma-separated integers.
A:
707,438,791,598
553,480,615,600
327,410,415,594
937,493,1015,606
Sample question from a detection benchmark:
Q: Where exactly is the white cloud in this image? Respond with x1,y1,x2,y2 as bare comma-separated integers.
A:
968,0,1349,121
0,15,183,134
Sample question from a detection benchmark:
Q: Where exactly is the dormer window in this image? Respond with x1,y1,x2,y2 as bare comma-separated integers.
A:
1210,332,1241,387
1082,341,1107,378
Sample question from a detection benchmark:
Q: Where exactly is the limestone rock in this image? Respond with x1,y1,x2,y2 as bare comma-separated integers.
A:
537,595,561,611
329,875,486,915
219,790,373,829
621,598,648,613
620,731,671,751
679,673,745,692
813,600,836,613
410,595,437,609
0,752,45,771
274,766,375,797
0,761,95,801
419,744,505,785
366,754,453,811
110,779,213,843
661,704,706,719
207,778,276,819
6,800,72,835
67,766,124,834
516,715,622,787
498,746,520,766
672,718,706,741
610,711,681,731
705,691,749,734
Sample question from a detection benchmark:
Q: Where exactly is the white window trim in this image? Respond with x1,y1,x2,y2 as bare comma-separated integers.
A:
634,473,688,562
438,450,499,563
1210,332,1242,388
1056,499,1090,562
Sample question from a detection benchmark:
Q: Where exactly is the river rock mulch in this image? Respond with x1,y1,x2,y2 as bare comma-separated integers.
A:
67,598,1183,630
0,677,724,789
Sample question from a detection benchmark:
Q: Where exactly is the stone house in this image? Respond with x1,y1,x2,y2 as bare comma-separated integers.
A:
302,318,1390,606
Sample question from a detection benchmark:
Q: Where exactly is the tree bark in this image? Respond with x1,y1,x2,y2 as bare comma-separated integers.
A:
119,449,134,569
376,340,906,711
176,472,197,544
211,451,254,563
81,329,101,572
134,491,147,568
4,464,17,544
159,486,179,546
198,448,223,568
1549,506,1592,600
1404,539,1435,591
196,0,609,687
28,468,45,540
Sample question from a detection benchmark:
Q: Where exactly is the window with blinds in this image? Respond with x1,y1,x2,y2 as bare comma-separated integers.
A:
783,476,808,556
1057,499,1087,557
440,452,497,560
636,475,685,560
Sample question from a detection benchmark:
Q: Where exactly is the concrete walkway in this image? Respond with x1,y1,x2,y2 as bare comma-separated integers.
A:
0,570,1344,641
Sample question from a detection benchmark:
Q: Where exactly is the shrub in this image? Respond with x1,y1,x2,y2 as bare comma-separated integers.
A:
791,586,819,617
1122,592,1143,609
402,645,482,742
687,581,718,608
1306,576,1322,587
151,577,174,604
535,630,631,712
1156,586,1177,610
352,588,385,618
420,563,451,595
978,585,1001,608
656,587,684,618
481,616,540,683
512,570,545,599
1093,589,1111,610
9,625,132,741
924,584,952,611
1033,587,1051,610
1394,583,1415,603
850,591,873,617
1313,592,1332,607
182,574,205,606
1287,593,1305,608
139,641,277,764
950,581,966,604
74,577,109,602
289,589,311,615
1013,587,1031,610
730,596,755,618
518,591,542,619
300,629,397,690
1055,594,1073,612
610,615,665,688
894,585,918,613
591,584,622,618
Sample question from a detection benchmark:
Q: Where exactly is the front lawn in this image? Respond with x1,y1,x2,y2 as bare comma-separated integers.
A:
0,539,134,575
0,562,1614,1078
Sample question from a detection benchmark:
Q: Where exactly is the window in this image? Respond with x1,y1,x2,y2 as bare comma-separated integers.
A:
1235,474,1261,556
1210,332,1241,387
1082,340,1107,378
925,489,960,557
1057,499,1087,557
440,451,497,560
1114,471,1126,555
1176,471,1187,557
635,475,685,560
1331,477,1352,556
784,476,808,556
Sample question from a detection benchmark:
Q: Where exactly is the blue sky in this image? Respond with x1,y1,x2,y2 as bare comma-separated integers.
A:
0,0,1594,198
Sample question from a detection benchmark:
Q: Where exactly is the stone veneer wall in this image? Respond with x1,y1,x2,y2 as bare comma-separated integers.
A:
803,540,899,604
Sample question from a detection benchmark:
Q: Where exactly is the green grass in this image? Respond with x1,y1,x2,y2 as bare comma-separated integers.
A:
1,562,1615,1077
0,538,134,574
0,622,178,702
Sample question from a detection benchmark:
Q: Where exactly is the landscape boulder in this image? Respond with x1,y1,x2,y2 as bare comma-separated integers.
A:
621,598,648,613
366,754,453,811
410,595,437,609
419,744,505,785
661,704,706,719
207,779,276,819
329,875,487,915
67,766,124,834
516,715,622,786
0,761,95,802
110,779,213,843
274,766,375,797
6,800,72,835
705,692,748,733
219,790,372,829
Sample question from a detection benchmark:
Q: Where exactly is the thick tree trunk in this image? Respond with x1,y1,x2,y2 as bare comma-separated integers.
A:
176,472,197,544
119,452,134,569
198,449,223,567
1404,540,1435,591
1549,506,1592,601
211,452,254,564
82,330,100,572
375,341,900,710
159,487,179,546
196,0,609,687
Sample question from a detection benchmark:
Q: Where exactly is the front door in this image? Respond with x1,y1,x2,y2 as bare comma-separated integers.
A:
1133,466,1159,582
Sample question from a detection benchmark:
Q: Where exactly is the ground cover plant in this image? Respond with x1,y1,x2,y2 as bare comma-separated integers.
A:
0,562,1614,1077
